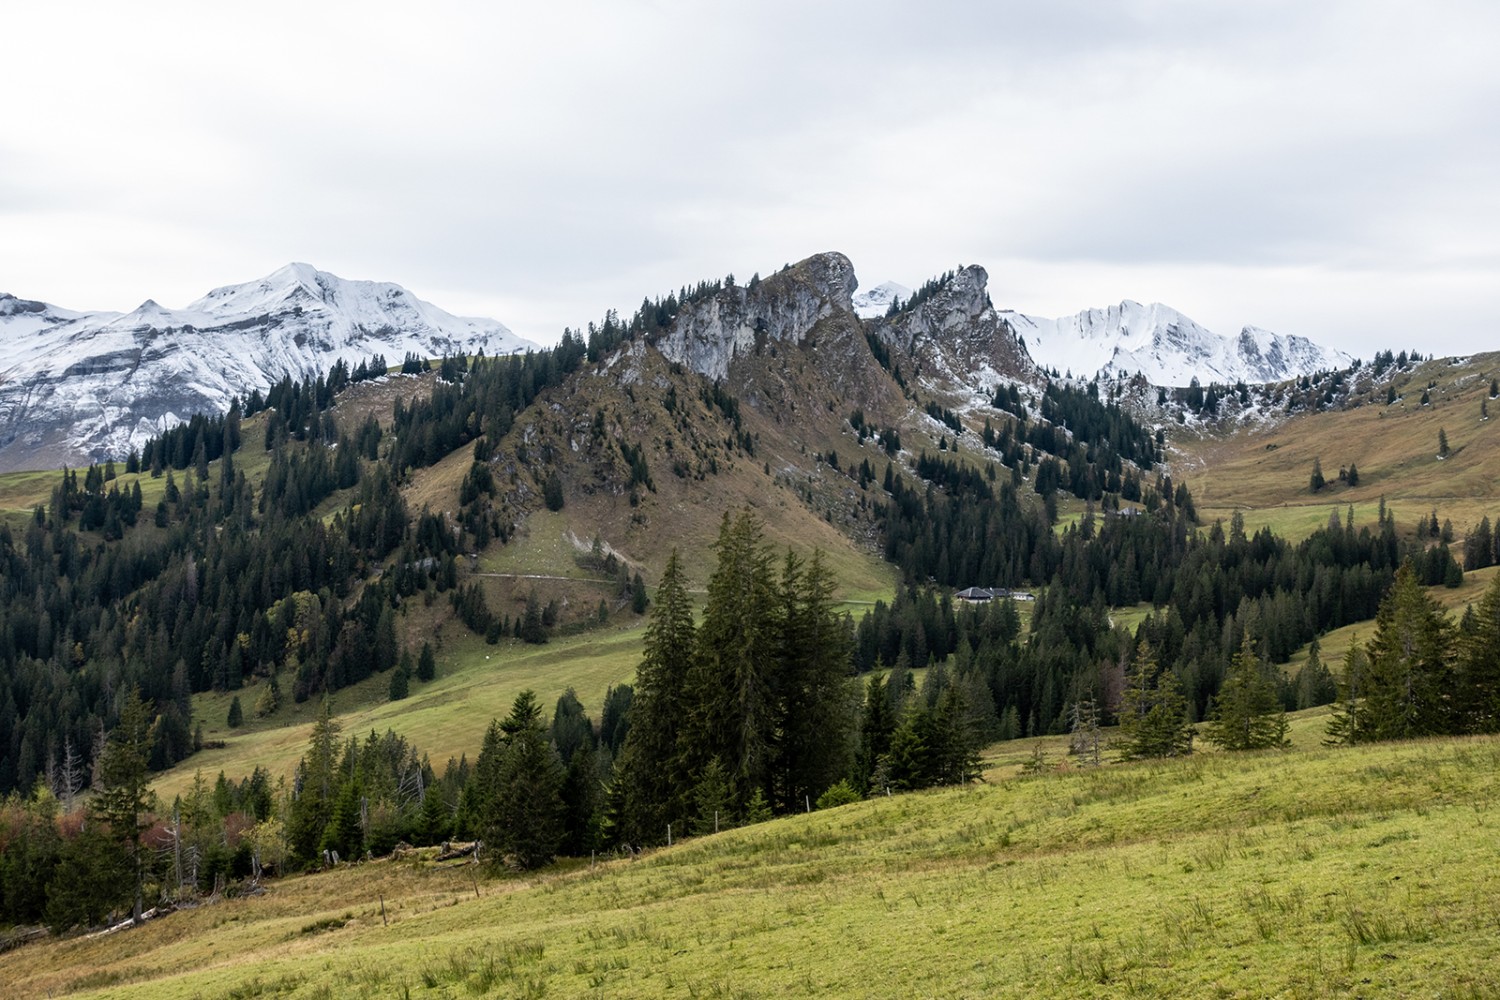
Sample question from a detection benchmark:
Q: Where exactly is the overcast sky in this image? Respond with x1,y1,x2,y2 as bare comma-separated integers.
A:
4,0,1497,356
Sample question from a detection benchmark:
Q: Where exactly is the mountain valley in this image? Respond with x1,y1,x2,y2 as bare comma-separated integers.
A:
1,251,1498,998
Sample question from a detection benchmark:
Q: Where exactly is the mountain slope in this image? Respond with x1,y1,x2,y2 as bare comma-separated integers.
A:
0,265,533,472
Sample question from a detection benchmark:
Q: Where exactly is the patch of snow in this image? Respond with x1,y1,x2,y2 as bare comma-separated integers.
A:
852,280,912,320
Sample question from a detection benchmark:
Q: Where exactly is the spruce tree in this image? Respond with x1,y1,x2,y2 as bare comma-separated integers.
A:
321,779,365,861
771,549,856,811
1324,643,1366,745
1455,571,1500,733
1204,636,1288,750
684,511,777,811
1359,564,1453,740
490,690,565,869
287,698,341,864
1117,641,1193,760
415,786,451,846
388,662,410,701
417,642,436,682
1294,640,1337,709
542,470,565,511
227,695,244,728
44,822,132,931
689,756,735,836
94,687,155,922
853,673,895,794
520,594,547,644
615,550,696,846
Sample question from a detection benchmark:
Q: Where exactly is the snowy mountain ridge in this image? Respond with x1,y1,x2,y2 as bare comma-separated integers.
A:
1000,299,1351,387
0,265,533,472
857,270,1349,387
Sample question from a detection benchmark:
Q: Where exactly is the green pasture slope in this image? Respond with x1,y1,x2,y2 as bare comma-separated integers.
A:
7,730,1499,999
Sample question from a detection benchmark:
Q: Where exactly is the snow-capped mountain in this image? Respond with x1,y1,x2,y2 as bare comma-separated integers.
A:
852,281,912,319
998,300,1351,387
0,265,534,472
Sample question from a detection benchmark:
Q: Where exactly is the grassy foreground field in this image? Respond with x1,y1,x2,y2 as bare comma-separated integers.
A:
12,731,1500,999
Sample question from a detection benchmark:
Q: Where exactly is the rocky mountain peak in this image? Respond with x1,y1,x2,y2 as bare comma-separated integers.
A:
655,251,860,381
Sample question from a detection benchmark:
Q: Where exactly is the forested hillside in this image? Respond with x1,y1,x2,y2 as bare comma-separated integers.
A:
4,257,1500,941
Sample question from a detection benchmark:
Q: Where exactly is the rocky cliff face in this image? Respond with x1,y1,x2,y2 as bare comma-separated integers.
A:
869,265,1039,408
655,252,859,381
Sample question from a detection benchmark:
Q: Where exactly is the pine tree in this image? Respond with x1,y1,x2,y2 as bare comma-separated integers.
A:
1204,636,1288,750
1116,641,1193,760
490,690,565,869
1359,564,1454,740
287,698,341,865
321,779,365,861
1309,457,1325,492
616,550,696,846
94,687,155,922
1294,640,1338,709
417,642,436,682
388,662,410,701
853,673,895,794
1324,643,1367,745
689,756,735,836
1455,570,1500,733
684,511,777,811
1438,427,1450,457
770,548,856,811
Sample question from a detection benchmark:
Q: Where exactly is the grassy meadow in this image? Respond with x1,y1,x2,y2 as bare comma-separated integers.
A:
8,729,1500,999
1179,354,1500,546
156,622,647,804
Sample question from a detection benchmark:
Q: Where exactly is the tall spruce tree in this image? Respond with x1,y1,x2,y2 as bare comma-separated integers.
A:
489,690,565,869
684,511,777,811
770,549,856,811
1359,563,1453,740
287,698,342,865
615,549,696,846
94,687,155,922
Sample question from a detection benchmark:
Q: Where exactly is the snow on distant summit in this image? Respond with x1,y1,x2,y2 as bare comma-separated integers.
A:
0,266,534,471
852,281,912,319
1000,300,1351,387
